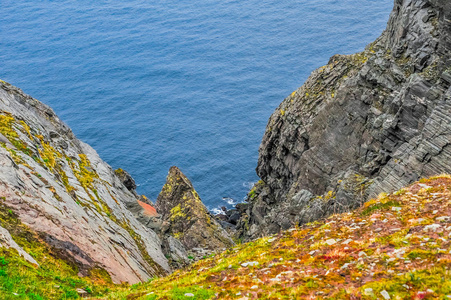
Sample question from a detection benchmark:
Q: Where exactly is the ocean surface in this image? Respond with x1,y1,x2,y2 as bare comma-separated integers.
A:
1,0,392,213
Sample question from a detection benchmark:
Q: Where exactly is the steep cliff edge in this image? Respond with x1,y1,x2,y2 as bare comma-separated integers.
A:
0,80,170,283
238,0,451,240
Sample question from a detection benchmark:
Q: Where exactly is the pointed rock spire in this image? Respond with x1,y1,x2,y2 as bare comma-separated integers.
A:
156,166,234,253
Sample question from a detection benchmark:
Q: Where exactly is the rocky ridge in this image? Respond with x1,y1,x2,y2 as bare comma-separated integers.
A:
0,80,173,283
237,0,451,240
0,79,236,285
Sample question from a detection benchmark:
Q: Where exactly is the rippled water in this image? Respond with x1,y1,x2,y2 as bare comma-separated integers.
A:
1,0,392,212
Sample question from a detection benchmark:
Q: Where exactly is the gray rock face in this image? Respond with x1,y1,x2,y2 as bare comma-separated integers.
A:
156,167,234,265
0,80,170,283
237,0,451,240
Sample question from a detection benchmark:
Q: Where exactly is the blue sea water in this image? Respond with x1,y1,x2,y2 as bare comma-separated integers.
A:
1,0,393,212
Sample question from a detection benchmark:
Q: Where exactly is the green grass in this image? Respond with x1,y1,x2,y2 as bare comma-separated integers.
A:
361,199,401,216
0,203,114,299
0,248,110,299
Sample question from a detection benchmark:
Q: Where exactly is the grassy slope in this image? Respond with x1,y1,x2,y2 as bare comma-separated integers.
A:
1,175,450,299
110,175,451,300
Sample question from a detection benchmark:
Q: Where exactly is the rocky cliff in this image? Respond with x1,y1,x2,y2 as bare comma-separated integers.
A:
0,80,170,283
237,0,451,240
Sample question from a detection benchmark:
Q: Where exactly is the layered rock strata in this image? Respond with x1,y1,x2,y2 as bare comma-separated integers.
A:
0,80,170,283
238,0,451,240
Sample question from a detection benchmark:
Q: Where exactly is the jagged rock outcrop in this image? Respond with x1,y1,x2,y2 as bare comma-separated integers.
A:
237,0,451,240
115,168,137,193
0,80,170,283
156,166,234,266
